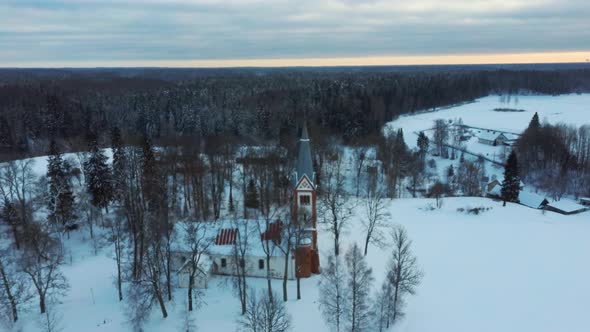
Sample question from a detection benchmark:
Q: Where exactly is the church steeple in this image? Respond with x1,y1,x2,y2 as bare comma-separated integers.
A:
295,122,315,186
292,121,320,277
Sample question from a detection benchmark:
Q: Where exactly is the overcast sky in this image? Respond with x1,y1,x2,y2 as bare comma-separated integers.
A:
1,0,589,67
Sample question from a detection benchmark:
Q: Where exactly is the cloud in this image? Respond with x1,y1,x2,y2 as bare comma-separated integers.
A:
0,0,589,66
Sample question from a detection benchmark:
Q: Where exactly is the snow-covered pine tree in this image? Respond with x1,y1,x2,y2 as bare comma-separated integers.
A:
46,140,75,227
528,112,540,132
83,133,113,211
417,131,429,158
501,150,521,205
244,178,259,210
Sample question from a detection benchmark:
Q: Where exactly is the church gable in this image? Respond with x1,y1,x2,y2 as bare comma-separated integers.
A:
295,175,314,191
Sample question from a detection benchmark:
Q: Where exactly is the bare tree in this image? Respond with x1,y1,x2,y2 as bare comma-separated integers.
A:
20,223,69,314
383,226,423,328
106,213,126,301
179,299,197,332
433,119,449,157
361,189,390,256
256,204,288,301
240,289,292,332
318,254,346,332
142,227,169,319
38,307,63,332
354,147,368,197
231,217,251,315
428,181,446,209
183,221,212,312
0,244,30,324
345,244,374,332
457,160,484,196
0,159,37,245
319,153,353,256
125,280,153,332
373,282,389,332
278,207,307,302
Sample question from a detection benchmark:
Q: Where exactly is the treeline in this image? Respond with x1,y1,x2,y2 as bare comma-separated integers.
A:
1,68,590,160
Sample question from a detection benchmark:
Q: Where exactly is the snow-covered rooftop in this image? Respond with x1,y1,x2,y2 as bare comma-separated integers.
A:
479,131,505,142
518,190,548,209
172,220,287,257
546,200,588,213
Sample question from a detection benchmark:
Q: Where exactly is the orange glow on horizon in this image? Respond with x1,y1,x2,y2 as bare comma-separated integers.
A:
3,51,589,68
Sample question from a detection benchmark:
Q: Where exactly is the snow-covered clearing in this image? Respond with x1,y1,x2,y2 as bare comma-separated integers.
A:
12,197,590,332
387,93,590,150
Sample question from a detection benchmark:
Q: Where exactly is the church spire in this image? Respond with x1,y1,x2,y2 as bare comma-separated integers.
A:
295,122,314,185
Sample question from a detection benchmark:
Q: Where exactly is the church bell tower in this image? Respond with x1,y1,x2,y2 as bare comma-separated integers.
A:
293,122,320,277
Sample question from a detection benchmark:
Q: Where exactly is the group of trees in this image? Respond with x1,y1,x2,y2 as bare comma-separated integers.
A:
515,113,590,199
0,127,123,330
318,226,422,332
0,158,71,331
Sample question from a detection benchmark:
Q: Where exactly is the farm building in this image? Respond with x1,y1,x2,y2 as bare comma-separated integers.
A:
486,177,525,198
580,197,590,207
478,131,508,146
544,200,589,215
518,190,549,209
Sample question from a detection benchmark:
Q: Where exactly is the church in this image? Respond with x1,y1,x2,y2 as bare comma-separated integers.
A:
171,123,320,288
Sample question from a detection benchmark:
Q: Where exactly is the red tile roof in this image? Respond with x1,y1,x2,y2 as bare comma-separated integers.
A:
215,228,238,245
261,221,282,242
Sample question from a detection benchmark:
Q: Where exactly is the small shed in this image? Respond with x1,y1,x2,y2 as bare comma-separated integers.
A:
545,200,589,215
486,178,525,198
177,257,211,289
579,197,590,207
478,131,508,146
518,191,549,209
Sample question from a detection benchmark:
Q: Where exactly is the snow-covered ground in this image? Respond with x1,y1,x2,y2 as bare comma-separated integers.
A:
387,93,590,150
5,93,590,332
385,93,590,200
12,197,590,332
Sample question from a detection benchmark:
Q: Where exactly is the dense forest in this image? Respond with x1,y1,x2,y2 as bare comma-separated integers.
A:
1,66,590,161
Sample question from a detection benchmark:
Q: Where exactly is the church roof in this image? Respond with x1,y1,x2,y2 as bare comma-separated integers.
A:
295,123,314,186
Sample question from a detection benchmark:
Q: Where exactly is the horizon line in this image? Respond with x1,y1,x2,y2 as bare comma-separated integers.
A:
2,51,590,69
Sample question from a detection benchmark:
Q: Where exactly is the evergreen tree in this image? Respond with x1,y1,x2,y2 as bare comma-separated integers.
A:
528,112,540,132
244,179,259,209
111,126,126,203
46,140,76,226
141,135,160,212
417,131,429,157
501,150,521,205
83,133,113,211
447,164,455,178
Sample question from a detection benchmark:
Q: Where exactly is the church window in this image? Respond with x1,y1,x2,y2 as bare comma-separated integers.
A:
300,195,311,205
259,259,264,269
221,258,227,268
